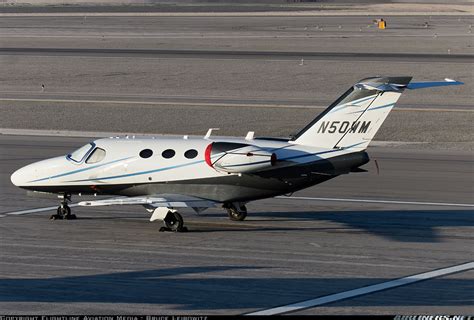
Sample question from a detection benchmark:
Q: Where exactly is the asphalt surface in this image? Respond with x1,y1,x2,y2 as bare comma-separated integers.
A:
2,15,473,54
0,11,473,315
0,15,472,151
1,100,472,151
0,2,346,14
0,134,472,314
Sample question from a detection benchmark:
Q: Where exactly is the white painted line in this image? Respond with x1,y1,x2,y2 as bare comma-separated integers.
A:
247,261,474,315
0,204,80,218
276,196,474,208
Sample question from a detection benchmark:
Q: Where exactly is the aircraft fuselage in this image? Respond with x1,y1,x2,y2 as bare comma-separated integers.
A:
11,136,369,203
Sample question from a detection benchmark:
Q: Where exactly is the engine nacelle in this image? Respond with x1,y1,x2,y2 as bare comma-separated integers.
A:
205,142,277,173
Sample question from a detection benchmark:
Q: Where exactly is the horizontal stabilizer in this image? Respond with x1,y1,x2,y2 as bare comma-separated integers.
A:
407,79,464,90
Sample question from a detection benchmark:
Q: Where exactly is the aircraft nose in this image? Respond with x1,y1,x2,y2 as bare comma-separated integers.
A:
11,156,67,188
11,163,38,187
11,166,30,187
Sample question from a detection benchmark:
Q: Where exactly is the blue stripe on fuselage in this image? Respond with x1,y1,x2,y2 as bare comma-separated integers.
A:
29,157,133,183
66,158,205,182
59,144,364,183
66,148,291,182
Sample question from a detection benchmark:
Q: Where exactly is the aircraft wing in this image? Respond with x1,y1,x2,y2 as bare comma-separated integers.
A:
78,194,218,209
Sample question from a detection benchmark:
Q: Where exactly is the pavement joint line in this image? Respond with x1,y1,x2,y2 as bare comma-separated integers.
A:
2,48,473,60
1,54,470,65
0,98,471,112
276,196,474,208
246,261,474,315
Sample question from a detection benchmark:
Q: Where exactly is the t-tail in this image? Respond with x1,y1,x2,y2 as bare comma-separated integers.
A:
290,76,463,150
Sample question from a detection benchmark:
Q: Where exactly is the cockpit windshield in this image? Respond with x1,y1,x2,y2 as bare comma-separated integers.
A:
67,143,95,163
85,147,106,164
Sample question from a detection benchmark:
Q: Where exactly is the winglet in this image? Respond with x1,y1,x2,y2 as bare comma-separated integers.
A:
407,79,464,90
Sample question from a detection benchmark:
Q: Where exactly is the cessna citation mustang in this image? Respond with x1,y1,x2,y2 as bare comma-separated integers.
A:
11,76,462,232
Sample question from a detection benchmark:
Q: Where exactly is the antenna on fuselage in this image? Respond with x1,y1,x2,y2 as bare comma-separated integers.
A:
204,128,220,139
245,131,255,140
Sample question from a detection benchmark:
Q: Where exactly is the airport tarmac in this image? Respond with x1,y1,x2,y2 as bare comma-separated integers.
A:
0,14,472,151
0,134,472,314
0,7,473,315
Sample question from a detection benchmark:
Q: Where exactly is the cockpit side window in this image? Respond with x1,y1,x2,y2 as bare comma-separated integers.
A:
67,143,95,163
85,147,106,164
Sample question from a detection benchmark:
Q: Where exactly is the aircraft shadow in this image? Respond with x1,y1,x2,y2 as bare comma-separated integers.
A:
247,209,474,243
0,266,472,310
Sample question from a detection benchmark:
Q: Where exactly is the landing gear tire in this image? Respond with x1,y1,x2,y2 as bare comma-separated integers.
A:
50,205,76,220
163,211,186,232
51,194,75,220
226,204,247,221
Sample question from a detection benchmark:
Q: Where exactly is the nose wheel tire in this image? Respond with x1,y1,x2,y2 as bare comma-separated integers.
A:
50,205,76,220
226,205,247,221
162,211,186,232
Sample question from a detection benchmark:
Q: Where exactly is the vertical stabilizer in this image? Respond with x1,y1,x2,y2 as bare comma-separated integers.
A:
291,77,412,150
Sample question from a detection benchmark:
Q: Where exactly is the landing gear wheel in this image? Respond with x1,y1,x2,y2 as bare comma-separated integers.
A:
50,205,76,220
163,211,185,232
227,205,247,221
51,194,75,220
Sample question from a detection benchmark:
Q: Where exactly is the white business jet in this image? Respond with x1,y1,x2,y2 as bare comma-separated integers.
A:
11,77,462,232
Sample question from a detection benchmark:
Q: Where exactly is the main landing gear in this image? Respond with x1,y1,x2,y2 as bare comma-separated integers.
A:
160,210,187,233
224,202,247,221
149,207,187,232
50,194,76,220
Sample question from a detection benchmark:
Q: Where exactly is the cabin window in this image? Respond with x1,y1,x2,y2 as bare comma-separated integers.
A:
162,149,175,159
139,149,153,159
85,147,106,164
184,149,198,159
67,143,95,163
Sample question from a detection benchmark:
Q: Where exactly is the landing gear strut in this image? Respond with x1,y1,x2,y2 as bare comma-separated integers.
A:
224,203,247,221
50,194,76,220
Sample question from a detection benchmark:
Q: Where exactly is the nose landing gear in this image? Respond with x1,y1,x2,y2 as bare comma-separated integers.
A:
50,194,76,220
